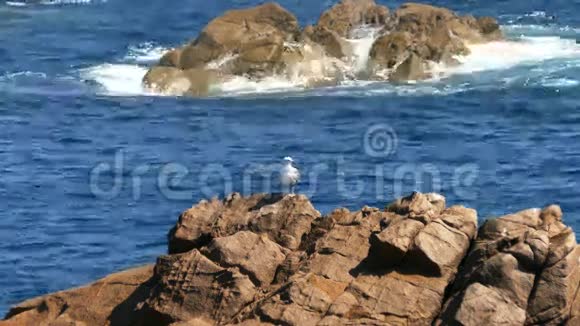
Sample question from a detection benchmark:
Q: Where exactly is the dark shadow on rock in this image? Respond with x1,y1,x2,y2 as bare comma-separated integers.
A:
108,276,157,326
250,193,285,211
350,236,442,278
167,225,212,254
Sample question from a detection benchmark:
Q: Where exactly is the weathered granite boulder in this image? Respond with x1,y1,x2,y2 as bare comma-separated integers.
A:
1,265,154,326
142,1,505,96
302,0,389,59
437,205,580,326
137,249,257,325
317,0,390,37
179,3,299,71
302,25,347,59
142,3,302,96
142,66,218,96
168,193,321,254
369,3,503,80
5,192,578,326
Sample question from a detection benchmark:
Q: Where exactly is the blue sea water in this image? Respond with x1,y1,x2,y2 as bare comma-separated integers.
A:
1,0,580,315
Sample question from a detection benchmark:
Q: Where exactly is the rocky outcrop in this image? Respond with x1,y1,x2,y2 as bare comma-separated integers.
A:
317,0,390,38
369,3,502,80
302,0,389,59
142,67,218,96
143,2,300,95
143,1,504,96
6,192,576,325
168,193,320,254
1,265,154,326
437,205,580,326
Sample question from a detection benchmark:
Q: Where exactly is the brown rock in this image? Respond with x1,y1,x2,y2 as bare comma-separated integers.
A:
386,192,445,224
569,275,580,325
144,3,301,93
257,273,347,326
248,194,321,250
369,3,502,80
6,191,580,326
140,250,256,324
477,16,503,39
142,66,217,96
2,265,154,326
169,193,320,254
389,53,428,82
541,204,564,227
317,0,390,37
303,25,345,58
203,231,288,286
158,48,183,67
438,205,580,326
409,219,472,275
371,218,425,264
440,282,527,326
179,3,299,70
369,31,414,69
526,238,580,325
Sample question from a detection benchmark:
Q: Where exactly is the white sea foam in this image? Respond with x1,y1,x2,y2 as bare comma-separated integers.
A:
539,77,580,88
345,26,381,75
5,1,27,6
124,43,168,63
80,24,580,97
39,0,97,4
431,36,580,78
0,71,47,80
206,53,239,70
80,64,151,96
5,0,104,6
81,43,173,96
216,75,303,96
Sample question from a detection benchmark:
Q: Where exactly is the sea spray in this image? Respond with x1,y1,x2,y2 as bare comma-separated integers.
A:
81,32,580,97
430,36,580,79
345,26,382,77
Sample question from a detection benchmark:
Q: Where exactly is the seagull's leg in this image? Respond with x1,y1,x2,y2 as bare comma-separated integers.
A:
290,184,295,195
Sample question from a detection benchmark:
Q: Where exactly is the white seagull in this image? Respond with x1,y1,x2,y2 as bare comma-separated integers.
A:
280,156,300,194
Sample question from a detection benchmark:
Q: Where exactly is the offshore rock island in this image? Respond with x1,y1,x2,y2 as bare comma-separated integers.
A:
141,0,503,96
2,192,579,325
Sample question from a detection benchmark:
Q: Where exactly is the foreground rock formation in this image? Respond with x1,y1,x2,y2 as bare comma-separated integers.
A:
142,1,503,96
3,192,579,325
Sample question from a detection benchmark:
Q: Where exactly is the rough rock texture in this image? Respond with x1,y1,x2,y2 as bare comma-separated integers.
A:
1,265,154,326
437,205,580,326
301,0,389,59
143,3,300,95
177,2,300,71
137,249,257,325
5,192,578,326
169,193,320,254
317,0,390,37
142,67,218,96
143,1,504,96
369,3,502,80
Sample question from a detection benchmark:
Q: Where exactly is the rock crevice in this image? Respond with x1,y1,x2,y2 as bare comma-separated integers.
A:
142,1,504,96
5,192,577,325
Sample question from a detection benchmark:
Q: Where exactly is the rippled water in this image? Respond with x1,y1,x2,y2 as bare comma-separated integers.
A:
1,0,580,315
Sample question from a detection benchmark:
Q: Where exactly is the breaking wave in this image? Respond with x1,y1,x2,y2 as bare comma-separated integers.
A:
80,24,580,97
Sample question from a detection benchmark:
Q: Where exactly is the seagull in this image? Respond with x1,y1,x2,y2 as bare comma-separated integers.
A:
280,156,300,194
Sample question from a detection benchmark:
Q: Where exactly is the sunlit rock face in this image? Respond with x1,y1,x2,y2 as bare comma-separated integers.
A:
5,191,578,325
141,1,503,97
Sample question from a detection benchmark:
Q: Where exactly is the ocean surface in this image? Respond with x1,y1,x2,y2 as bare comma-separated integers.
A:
1,0,580,315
